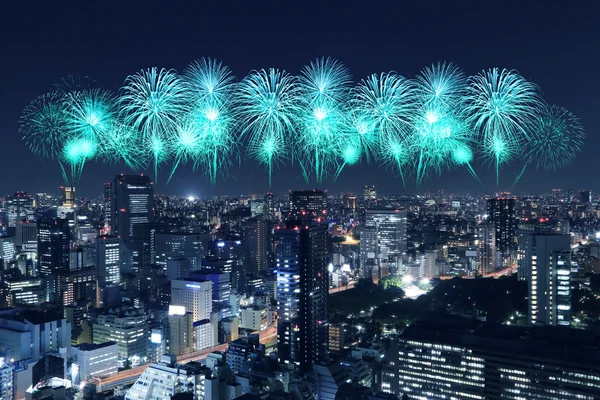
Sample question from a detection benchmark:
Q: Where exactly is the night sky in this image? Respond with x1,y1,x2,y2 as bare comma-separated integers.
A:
2,1,597,198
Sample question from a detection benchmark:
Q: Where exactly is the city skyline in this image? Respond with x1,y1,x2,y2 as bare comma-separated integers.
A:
2,2,599,196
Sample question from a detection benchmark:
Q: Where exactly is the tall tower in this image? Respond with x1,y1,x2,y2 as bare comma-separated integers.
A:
37,217,71,303
527,233,571,327
264,192,275,220
487,197,517,262
111,174,154,241
97,235,120,288
243,216,268,276
477,221,497,276
276,221,328,372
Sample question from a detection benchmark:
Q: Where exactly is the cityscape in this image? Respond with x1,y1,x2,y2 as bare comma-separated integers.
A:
1,183,600,400
2,2,600,400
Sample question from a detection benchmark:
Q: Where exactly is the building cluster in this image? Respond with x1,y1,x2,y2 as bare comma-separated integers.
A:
0,179,599,399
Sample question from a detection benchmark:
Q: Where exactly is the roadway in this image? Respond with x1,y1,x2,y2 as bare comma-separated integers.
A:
97,325,278,391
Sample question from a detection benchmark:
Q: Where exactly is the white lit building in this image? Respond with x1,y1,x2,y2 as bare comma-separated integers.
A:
0,357,14,400
171,279,212,323
239,306,269,332
71,342,118,383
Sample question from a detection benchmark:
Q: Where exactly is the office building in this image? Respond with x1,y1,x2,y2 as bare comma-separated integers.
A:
96,235,120,287
194,315,217,351
243,216,268,275
527,233,571,326
276,221,328,372
239,306,269,332
189,271,231,320
0,236,15,267
37,217,71,277
6,192,35,228
4,277,45,307
71,342,118,382
487,197,518,260
360,209,407,279
62,186,75,207
15,220,37,254
225,334,262,375
93,308,148,365
0,308,71,362
384,317,600,400
289,190,327,220
155,232,207,273
125,355,238,400
171,279,212,323
363,186,376,203
167,306,193,356
111,174,154,239
477,221,498,275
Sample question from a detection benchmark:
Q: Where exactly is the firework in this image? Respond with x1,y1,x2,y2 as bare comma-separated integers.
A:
236,68,302,184
120,67,188,179
19,92,69,182
62,136,97,181
466,68,542,183
182,58,237,184
513,105,584,185
297,57,352,183
63,88,117,142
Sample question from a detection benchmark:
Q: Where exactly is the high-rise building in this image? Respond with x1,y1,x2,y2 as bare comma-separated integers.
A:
5,192,35,228
243,216,268,275
580,189,592,204
360,209,407,279
190,271,232,320
167,306,193,356
37,217,71,302
477,221,498,275
171,279,212,323
264,192,275,220
103,182,112,233
527,233,571,326
289,190,327,220
383,317,600,400
486,197,517,259
155,232,208,273
276,221,328,372
363,186,376,206
15,220,37,254
343,193,357,218
111,174,155,242
96,235,120,287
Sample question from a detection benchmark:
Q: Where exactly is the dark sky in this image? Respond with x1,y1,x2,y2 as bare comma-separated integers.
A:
1,1,598,198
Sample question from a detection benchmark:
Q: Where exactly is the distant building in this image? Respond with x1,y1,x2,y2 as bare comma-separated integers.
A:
477,221,498,275
6,192,35,228
171,279,212,323
289,190,327,220
486,197,517,262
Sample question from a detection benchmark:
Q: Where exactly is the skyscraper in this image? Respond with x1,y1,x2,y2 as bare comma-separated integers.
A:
477,221,498,275
276,221,328,372
363,186,376,206
243,216,268,275
289,190,327,220
111,174,154,241
6,192,35,228
580,190,592,204
263,192,275,220
37,217,71,301
360,209,407,278
486,197,518,261
527,233,571,326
